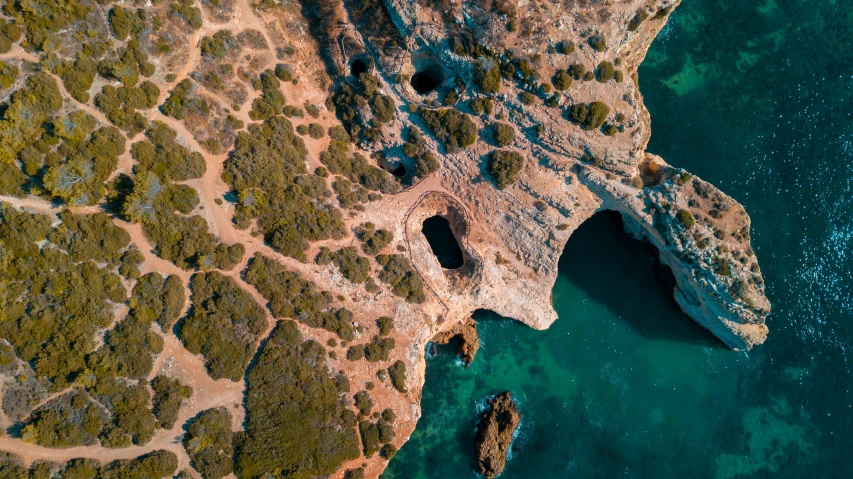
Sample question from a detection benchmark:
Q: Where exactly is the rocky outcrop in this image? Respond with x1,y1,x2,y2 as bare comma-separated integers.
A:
431,316,479,365
474,392,520,478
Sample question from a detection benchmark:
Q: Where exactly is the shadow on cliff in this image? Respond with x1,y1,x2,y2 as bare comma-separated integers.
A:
558,210,725,349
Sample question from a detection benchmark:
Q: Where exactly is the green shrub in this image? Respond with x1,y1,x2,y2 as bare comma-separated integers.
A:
171,0,203,29
569,102,610,131
274,63,294,81
552,70,572,90
628,10,649,31
0,19,21,53
377,316,394,336
375,254,426,303
387,360,407,393
0,205,128,388
22,391,109,447
557,40,575,54
180,272,267,381
469,98,493,115
185,408,234,479
371,94,395,123
519,91,536,105
493,123,515,147
316,246,370,283
474,58,501,94
677,209,696,229
0,61,16,89
308,123,325,138
100,450,178,478
568,63,586,80
596,61,615,82
355,223,393,255
223,116,347,260
418,108,477,151
151,376,192,429
200,30,235,59
235,320,360,478
487,150,524,189
363,336,395,362
588,35,606,52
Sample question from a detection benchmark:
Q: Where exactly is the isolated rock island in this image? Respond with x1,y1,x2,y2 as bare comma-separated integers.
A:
475,392,521,478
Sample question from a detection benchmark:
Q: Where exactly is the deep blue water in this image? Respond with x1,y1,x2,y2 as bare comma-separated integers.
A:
385,1,853,477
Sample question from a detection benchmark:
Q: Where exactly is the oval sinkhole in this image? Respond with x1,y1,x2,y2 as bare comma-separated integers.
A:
411,65,445,94
391,163,407,177
350,56,371,77
422,215,464,269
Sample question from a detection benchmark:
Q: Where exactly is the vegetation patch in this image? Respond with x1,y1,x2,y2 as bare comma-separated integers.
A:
569,101,610,131
223,116,347,261
235,320,360,478
244,253,356,340
179,272,266,381
375,254,426,303
355,223,393,255
487,150,525,189
316,246,371,284
185,407,234,479
418,108,478,152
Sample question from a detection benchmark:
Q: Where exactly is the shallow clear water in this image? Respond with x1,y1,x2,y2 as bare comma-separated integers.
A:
384,0,853,477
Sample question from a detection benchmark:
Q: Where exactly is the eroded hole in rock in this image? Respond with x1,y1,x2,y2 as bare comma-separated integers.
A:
350,57,369,77
391,163,407,177
422,215,464,269
410,51,445,95
411,66,444,94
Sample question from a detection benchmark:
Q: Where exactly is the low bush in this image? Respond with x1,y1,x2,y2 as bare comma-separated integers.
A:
552,70,572,90
355,223,393,255
375,254,426,303
596,61,615,82
487,150,524,189
569,102,610,131
387,360,408,393
418,108,477,151
493,123,515,147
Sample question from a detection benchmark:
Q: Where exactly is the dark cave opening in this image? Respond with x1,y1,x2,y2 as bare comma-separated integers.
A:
411,64,445,94
350,57,369,77
422,215,464,269
391,163,407,177
557,210,722,347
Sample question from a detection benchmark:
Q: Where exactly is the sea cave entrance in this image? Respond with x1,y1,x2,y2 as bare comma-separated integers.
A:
560,210,720,346
422,215,464,269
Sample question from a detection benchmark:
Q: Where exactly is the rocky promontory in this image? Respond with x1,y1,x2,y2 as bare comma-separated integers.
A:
431,316,480,365
474,392,521,478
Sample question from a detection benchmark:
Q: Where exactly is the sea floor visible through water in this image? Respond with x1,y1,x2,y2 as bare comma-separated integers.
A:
384,0,853,477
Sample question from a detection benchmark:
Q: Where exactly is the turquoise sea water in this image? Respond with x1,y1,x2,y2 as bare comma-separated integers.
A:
384,1,853,477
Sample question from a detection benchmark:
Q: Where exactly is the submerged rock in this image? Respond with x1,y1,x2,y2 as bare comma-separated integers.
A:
431,316,479,365
474,391,520,478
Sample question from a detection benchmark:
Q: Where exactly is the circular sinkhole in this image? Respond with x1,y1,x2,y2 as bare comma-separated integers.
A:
410,51,446,95
422,215,464,269
391,163,407,177
350,55,372,77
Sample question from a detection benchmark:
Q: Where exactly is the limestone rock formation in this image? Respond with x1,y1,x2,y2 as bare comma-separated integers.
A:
431,316,479,365
474,391,521,478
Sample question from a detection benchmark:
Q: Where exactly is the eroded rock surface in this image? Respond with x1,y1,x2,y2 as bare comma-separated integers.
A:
431,316,479,365
474,391,521,478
